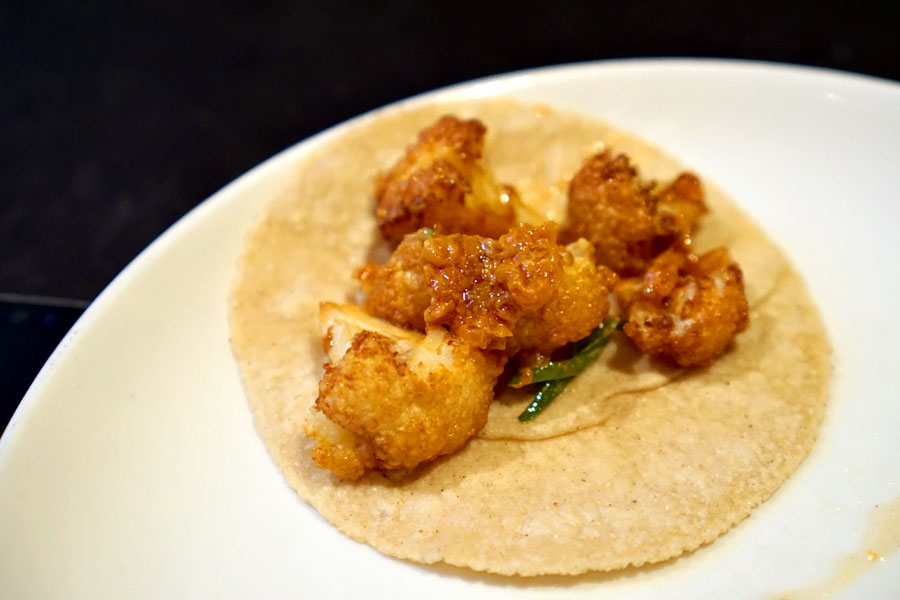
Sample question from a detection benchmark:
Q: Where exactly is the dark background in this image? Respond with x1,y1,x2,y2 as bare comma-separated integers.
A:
1,0,898,417
3,0,899,302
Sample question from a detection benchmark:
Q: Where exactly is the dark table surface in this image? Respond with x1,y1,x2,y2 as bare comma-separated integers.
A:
2,0,899,420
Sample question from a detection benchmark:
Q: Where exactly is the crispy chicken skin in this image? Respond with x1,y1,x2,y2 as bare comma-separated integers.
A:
615,246,749,367
375,116,517,241
562,152,707,275
306,303,502,480
358,223,617,355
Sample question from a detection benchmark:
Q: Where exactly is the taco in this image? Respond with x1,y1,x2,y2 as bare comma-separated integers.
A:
228,99,830,576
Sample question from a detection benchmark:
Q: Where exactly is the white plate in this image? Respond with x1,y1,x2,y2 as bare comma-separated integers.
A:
2,60,899,599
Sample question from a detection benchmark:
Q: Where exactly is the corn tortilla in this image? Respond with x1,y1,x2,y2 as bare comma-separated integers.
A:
228,99,830,575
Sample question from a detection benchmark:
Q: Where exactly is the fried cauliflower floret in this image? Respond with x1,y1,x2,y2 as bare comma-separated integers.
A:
305,303,502,480
375,115,517,241
512,238,619,354
355,231,431,331
654,172,707,238
426,222,563,351
562,151,708,275
615,246,749,367
306,409,377,480
358,223,616,355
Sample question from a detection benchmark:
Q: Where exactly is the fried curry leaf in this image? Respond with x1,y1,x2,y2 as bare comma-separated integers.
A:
518,378,572,422
511,316,621,387
514,316,622,422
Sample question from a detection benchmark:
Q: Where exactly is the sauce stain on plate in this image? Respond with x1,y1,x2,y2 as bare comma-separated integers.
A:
771,495,900,599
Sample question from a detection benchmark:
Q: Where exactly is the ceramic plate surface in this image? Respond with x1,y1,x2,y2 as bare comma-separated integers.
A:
2,60,899,599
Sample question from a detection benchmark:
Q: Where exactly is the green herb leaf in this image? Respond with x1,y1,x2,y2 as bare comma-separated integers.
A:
510,316,622,387
518,378,572,422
